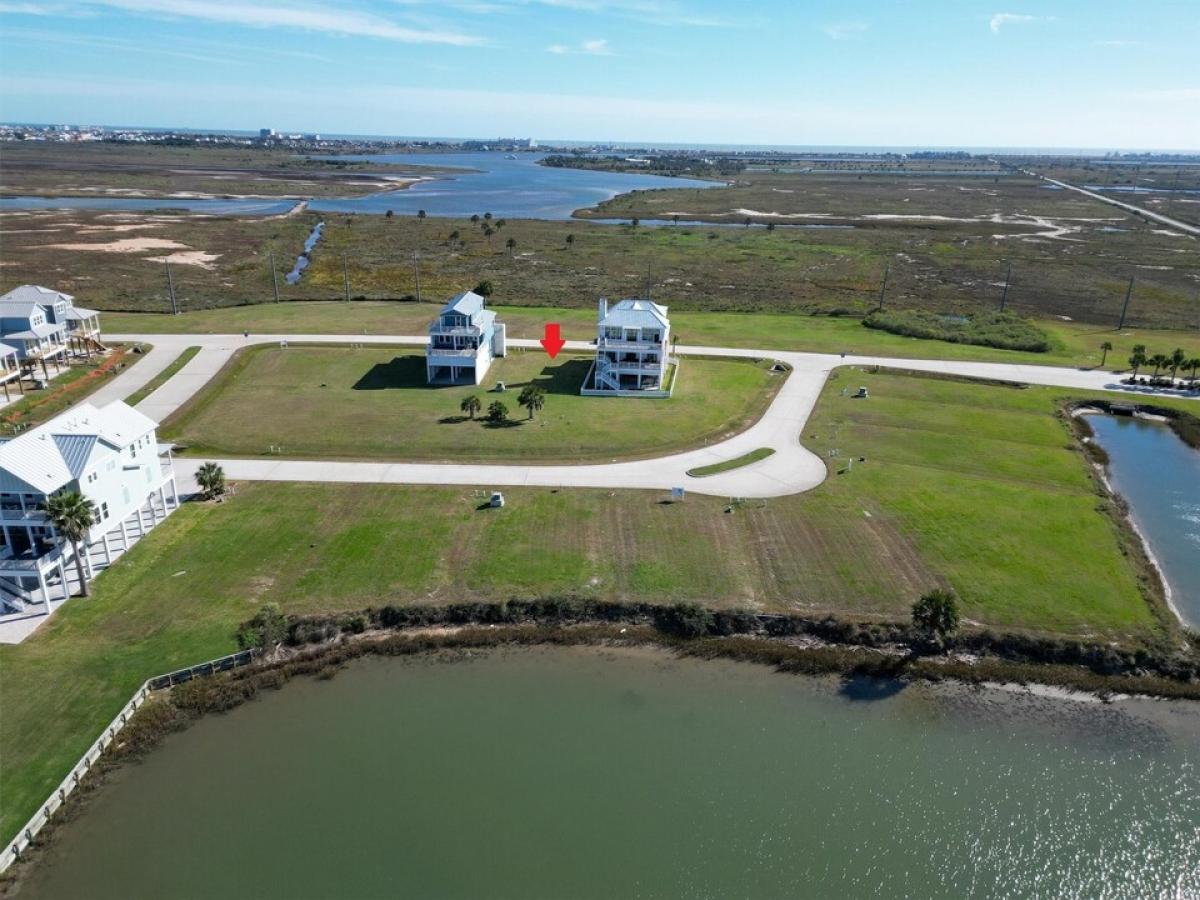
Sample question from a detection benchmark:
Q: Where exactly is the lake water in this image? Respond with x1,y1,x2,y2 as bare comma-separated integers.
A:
1088,413,1200,624
17,646,1200,899
306,152,718,219
0,153,719,221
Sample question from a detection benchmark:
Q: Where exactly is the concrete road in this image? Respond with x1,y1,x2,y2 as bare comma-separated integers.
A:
105,332,1198,500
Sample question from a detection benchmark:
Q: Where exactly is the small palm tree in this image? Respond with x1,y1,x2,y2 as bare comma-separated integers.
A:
447,229,460,246
483,211,493,222
495,218,506,230
630,217,640,229
1186,358,1200,386
46,491,96,598
196,461,226,501
1169,348,1186,383
1099,341,1113,366
461,394,481,420
565,233,575,250
505,237,517,257
1128,350,1146,378
385,209,394,219
911,589,960,649
470,214,480,225
518,385,545,420
417,209,426,223
487,400,508,423
483,225,495,246
1148,353,1168,379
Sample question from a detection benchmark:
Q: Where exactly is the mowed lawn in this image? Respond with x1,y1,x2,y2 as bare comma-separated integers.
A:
0,369,1170,844
804,368,1160,636
162,345,783,461
105,301,1198,372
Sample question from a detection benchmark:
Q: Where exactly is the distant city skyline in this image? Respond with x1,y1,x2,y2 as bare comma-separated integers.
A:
0,0,1197,151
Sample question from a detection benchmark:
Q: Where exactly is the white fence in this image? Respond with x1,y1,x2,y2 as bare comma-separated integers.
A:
0,648,256,873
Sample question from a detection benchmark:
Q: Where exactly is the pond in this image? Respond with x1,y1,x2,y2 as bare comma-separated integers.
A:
0,153,721,221
16,646,1200,899
1087,413,1200,624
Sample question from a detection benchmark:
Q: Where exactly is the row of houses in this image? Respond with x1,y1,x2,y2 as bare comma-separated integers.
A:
1,285,105,400
425,290,673,395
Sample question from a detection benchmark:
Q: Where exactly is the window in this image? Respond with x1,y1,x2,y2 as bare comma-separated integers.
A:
100,501,109,521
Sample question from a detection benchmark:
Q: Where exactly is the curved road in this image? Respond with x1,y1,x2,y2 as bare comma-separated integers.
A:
100,333,1197,499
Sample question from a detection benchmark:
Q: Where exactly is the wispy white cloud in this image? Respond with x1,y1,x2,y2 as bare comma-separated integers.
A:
822,20,868,40
989,13,1038,33
1123,87,1200,101
71,0,485,45
0,26,248,63
1094,39,1143,47
546,36,612,54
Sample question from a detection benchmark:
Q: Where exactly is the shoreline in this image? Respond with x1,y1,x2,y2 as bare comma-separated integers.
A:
1074,406,1194,628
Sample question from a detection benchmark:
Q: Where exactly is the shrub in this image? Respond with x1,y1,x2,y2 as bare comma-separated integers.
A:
911,589,961,647
863,309,1051,353
236,602,287,650
655,602,715,638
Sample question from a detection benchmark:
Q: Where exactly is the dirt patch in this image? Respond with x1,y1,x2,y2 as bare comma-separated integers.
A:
144,250,222,269
44,237,190,253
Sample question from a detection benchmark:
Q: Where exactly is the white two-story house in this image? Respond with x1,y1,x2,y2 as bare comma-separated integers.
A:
426,290,507,385
0,400,178,618
584,298,673,396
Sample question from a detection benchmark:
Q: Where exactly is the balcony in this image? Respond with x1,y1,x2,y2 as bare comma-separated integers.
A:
429,323,482,338
598,338,662,351
427,346,480,359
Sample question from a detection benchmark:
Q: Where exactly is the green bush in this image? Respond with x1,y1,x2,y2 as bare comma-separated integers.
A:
863,309,1051,352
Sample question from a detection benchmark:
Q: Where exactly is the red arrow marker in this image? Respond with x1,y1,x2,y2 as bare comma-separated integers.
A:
540,322,565,358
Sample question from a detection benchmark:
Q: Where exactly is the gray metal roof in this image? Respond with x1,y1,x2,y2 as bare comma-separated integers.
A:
600,299,670,330
0,284,74,307
62,307,99,321
0,401,157,494
0,342,17,357
441,290,486,317
2,322,66,341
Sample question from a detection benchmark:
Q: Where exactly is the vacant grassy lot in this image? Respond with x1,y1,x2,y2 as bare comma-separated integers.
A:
162,346,781,461
0,367,1171,843
104,301,1198,372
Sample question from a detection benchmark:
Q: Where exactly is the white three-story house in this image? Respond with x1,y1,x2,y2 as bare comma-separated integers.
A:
0,401,178,616
585,298,673,396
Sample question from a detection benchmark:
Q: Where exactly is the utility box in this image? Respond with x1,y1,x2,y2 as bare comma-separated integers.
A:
490,491,505,508
492,322,507,357
855,386,869,398
495,381,506,392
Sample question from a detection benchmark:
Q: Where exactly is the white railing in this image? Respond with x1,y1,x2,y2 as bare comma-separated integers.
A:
427,347,479,358
0,648,257,873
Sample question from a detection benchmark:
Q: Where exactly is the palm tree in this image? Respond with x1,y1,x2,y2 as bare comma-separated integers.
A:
1099,341,1113,366
487,400,508,423
630,217,640,229
196,461,226,500
565,233,575,250
1128,349,1146,378
417,209,426,224
1148,353,1168,379
45,491,96,598
483,212,493,222
470,214,480,225
385,209,394,219
447,229,460,246
505,237,517,257
495,218,506,230
483,225,495,247
518,385,545,420
460,395,481,420
1186,358,1200,386
911,589,960,649
1169,347,1186,383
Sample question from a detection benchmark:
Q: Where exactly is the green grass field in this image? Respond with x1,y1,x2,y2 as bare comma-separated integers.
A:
0,367,1172,844
687,447,775,477
104,301,1197,372
161,346,782,461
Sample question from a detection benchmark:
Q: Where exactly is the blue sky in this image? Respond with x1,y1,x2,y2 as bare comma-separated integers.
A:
0,0,1196,148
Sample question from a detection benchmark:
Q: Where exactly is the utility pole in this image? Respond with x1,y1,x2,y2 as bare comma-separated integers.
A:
412,251,422,304
646,263,653,301
269,251,280,303
877,263,890,311
1000,262,1012,312
342,253,351,302
164,259,178,315
1118,276,1134,330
